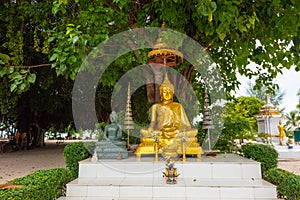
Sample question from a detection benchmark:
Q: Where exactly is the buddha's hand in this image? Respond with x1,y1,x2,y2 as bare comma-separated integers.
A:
156,131,163,136
148,127,154,133
163,130,179,139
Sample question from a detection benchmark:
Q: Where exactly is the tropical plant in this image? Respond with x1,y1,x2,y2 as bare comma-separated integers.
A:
215,96,264,152
285,110,300,131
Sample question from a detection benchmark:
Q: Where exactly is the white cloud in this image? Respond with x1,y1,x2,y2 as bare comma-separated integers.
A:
235,67,300,113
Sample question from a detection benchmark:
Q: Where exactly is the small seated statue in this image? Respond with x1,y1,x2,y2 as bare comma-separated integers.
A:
94,111,128,159
103,111,123,144
135,73,202,160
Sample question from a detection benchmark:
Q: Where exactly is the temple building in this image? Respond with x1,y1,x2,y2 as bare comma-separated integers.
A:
256,94,283,136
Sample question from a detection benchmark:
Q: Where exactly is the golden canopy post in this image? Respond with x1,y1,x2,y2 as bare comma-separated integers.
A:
124,83,134,149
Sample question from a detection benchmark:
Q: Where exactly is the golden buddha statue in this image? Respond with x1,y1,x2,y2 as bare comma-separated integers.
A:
135,74,202,160
278,120,286,145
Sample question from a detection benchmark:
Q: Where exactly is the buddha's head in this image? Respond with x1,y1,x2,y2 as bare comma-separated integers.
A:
160,73,174,102
110,111,118,123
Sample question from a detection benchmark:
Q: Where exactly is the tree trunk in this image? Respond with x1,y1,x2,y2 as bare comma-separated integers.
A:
144,65,164,103
145,65,194,103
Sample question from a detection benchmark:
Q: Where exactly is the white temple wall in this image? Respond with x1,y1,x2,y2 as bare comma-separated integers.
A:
256,117,282,136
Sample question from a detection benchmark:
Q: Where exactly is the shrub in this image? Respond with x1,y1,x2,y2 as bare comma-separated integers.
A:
0,168,73,200
264,168,300,200
63,142,92,178
241,143,278,174
257,132,270,144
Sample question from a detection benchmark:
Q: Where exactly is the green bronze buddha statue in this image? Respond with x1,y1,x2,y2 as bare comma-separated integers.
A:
135,74,202,160
94,111,128,159
103,111,123,143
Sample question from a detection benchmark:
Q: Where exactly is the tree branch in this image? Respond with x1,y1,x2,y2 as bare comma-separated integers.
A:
10,63,52,69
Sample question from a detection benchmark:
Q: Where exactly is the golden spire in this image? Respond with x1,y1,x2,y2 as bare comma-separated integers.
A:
160,73,174,92
258,94,281,117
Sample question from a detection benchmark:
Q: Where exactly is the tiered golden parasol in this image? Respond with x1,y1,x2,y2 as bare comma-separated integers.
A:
148,23,183,67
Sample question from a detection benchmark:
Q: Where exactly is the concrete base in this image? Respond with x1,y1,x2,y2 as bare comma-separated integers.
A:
273,142,300,160
94,141,128,159
59,154,277,199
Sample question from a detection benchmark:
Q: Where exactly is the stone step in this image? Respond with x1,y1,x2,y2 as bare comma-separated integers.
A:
59,154,277,199
59,197,279,200
64,177,276,199
78,154,262,180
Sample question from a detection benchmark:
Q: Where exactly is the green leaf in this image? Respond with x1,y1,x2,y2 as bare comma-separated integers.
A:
20,69,28,74
249,16,255,25
9,72,22,80
0,53,10,63
60,56,67,62
49,53,58,61
27,73,36,83
216,24,227,41
52,1,60,15
70,71,76,80
210,2,217,12
0,69,5,77
5,67,14,74
69,55,77,63
10,83,18,92
19,82,27,91
238,25,247,32
48,37,55,42
66,27,73,35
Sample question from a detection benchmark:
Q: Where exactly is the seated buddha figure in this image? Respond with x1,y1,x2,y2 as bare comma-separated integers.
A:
136,74,201,159
103,111,123,143
94,111,128,159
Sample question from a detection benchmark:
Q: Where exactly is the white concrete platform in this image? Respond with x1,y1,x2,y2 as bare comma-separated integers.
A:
59,154,277,200
273,142,300,160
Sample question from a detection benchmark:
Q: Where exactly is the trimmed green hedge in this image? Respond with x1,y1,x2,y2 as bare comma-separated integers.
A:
241,143,278,174
0,168,73,200
264,168,300,200
63,142,92,178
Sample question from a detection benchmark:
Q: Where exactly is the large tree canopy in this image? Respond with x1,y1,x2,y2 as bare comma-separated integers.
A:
0,0,299,139
1,0,299,91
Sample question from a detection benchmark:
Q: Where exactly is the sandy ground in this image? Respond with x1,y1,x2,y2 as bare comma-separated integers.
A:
0,140,299,184
0,140,66,184
278,160,300,175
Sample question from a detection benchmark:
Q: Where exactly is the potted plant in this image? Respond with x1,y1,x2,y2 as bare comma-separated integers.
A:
287,138,294,149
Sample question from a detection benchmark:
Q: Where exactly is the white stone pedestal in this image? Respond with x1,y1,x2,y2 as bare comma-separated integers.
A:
59,154,277,199
273,141,300,160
